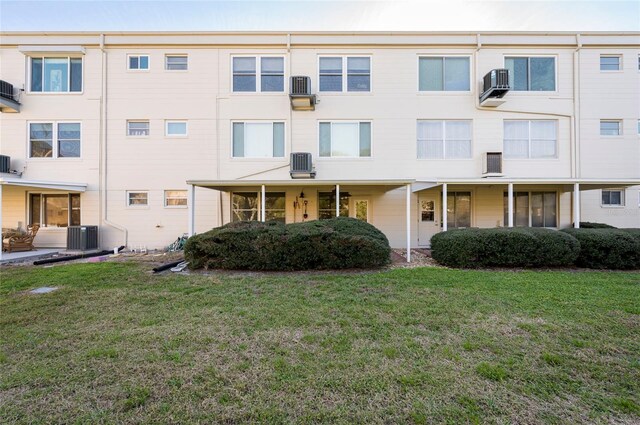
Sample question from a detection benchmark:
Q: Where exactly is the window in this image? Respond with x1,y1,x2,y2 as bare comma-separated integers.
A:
600,55,621,71
127,121,149,137
127,192,148,207
319,122,371,158
505,57,555,91
418,56,470,91
128,55,149,70
164,190,187,207
29,122,81,158
231,192,286,222
600,120,622,136
30,57,82,92
165,55,188,70
417,120,472,159
319,56,370,92
318,192,349,219
232,122,285,158
166,121,187,137
504,120,557,159
29,193,80,227
446,192,471,228
503,191,557,227
232,56,284,92
602,189,624,206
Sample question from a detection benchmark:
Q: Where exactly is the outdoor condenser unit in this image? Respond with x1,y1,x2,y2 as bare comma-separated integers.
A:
290,152,316,179
67,225,99,251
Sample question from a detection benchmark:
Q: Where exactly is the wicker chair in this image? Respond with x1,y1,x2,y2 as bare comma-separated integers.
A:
2,225,40,253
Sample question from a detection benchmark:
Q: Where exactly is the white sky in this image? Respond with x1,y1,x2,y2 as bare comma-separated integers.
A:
0,0,639,32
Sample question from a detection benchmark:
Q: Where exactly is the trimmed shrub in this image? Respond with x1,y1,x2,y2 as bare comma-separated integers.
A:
184,217,391,271
578,222,617,229
562,228,640,269
431,227,580,268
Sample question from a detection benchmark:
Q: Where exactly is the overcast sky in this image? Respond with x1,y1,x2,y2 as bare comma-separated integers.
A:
0,0,638,32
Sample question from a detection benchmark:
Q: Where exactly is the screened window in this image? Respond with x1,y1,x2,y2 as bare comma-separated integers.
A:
447,192,471,228
503,192,556,227
29,193,80,227
318,192,349,219
127,192,148,206
600,120,622,136
505,57,555,91
29,122,81,158
127,121,149,136
504,120,557,159
319,56,370,92
30,57,82,92
128,55,149,70
602,189,624,206
418,57,470,91
319,122,371,158
417,120,472,159
164,190,188,207
232,56,284,92
600,55,621,71
261,57,284,92
166,121,187,137
232,122,285,158
231,192,285,222
165,55,188,70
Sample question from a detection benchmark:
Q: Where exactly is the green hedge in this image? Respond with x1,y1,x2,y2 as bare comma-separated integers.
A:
577,222,617,229
430,228,580,268
561,228,640,269
184,217,391,271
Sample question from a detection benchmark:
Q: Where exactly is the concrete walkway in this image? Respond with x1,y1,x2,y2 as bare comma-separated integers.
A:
0,249,60,265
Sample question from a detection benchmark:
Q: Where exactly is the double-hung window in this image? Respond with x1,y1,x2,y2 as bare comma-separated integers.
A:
232,56,284,92
231,192,286,222
319,56,371,92
504,120,557,159
600,55,621,71
505,56,555,91
29,193,81,227
418,56,470,91
232,122,285,158
602,189,624,206
128,55,149,70
164,190,188,207
417,120,472,159
503,191,557,227
600,120,622,136
29,122,81,158
30,57,82,92
165,55,188,70
319,121,371,158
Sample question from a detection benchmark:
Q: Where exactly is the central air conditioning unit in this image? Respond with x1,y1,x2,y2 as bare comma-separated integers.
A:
482,152,504,177
479,69,510,107
289,76,316,111
67,225,99,251
290,152,316,179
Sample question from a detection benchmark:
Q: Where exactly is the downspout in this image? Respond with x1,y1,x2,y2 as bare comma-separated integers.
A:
99,34,128,247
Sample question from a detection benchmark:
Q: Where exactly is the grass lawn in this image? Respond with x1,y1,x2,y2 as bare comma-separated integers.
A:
1,262,639,424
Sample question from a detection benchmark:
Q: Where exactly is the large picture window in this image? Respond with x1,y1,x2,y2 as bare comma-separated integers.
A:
446,192,471,228
318,192,349,219
418,56,470,91
29,193,80,227
505,57,555,91
319,121,371,158
504,120,557,159
232,122,285,158
417,120,472,159
30,57,82,92
503,191,557,227
231,192,286,222
29,122,81,158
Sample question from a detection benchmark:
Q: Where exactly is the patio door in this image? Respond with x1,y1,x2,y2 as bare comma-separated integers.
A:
350,198,370,223
418,193,439,247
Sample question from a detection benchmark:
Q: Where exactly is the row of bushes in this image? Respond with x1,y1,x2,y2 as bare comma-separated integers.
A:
185,217,391,271
431,227,640,269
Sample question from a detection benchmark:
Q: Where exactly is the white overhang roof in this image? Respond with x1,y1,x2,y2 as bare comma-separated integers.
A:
0,176,87,192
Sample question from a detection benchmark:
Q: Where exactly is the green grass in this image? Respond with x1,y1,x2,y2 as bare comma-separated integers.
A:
0,262,639,424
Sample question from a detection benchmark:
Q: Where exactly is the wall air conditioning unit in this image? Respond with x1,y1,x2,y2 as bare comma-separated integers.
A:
290,152,316,179
479,69,510,107
67,225,99,251
0,155,10,173
482,152,504,177
289,76,316,111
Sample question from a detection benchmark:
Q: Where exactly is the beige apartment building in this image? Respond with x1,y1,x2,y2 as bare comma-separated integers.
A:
1,31,639,258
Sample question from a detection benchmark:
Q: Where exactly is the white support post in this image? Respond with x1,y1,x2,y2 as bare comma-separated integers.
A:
261,185,266,222
507,183,514,228
573,183,580,228
0,183,3,261
187,184,195,237
442,183,448,232
335,184,340,217
406,184,411,262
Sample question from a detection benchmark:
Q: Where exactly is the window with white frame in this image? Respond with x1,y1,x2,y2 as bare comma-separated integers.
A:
127,191,148,206
232,122,285,158
504,120,557,159
505,56,556,91
164,190,188,207
418,56,470,91
232,56,285,92
30,57,82,92
417,120,472,159
165,55,188,70
319,121,371,157
600,120,622,136
29,193,81,227
319,56,371,92
600,55,621,71
29,122,81,158
128,55,149,70
231,192,286,222
602,189,624,206
503,191,557,228
165,120,187,137
127,121,149,137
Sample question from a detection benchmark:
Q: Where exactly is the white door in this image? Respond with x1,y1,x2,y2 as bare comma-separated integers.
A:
418,193,439,247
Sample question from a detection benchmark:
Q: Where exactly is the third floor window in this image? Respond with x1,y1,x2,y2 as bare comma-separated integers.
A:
418,56,470,91
505,56,555,91
30,57,82,92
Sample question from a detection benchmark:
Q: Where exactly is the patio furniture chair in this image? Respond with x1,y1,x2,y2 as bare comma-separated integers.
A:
2,225,40,253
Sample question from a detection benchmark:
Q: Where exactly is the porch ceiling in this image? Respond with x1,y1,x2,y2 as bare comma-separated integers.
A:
0,176,87,192
187,179,414,192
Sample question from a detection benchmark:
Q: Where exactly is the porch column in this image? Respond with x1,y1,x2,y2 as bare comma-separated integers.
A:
442,183,448,231
0,183,3,261
187,184,195,237
335,184,340,217
406,184,411,262
507,183,514,228
573,183,580,228
261,185,266,222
